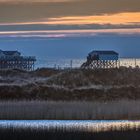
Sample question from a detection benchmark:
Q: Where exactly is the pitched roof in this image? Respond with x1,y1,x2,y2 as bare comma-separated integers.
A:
3,51,21,56
89,50,118,55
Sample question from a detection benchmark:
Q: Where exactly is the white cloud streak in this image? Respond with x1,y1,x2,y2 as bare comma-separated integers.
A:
0,28,139,38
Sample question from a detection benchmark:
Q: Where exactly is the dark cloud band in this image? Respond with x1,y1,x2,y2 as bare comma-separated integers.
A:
0,0,140,23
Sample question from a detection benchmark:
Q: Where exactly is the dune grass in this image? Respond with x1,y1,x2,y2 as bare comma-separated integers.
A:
0,100,140,120
0,68,140,101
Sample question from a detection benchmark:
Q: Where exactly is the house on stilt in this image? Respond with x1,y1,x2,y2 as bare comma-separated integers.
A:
0,50,36,71
81,50,119,69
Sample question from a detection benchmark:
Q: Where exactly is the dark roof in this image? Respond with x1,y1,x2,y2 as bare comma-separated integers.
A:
89,50,118,55
3,51,21,56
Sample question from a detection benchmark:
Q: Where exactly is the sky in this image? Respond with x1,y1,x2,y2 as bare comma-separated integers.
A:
0,0,140,59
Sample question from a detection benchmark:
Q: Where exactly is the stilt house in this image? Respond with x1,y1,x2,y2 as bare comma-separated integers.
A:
81,50,119,69
0,50,36,71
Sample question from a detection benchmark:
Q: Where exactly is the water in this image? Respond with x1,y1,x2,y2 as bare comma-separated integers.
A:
0,120,140,132
36,58,140,69
0,120,140,140
36,58,86,69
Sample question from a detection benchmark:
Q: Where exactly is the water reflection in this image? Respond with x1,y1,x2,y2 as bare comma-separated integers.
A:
0,120,140,132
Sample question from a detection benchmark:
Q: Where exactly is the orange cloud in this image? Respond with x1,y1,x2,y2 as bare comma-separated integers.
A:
46,12,140,25
0,0,140,24
0,12,140,27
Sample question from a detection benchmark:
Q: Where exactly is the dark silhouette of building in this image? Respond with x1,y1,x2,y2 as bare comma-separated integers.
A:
0,50,36,71
81,50,119,69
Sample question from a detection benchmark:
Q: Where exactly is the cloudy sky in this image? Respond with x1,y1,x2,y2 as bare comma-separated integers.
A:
0,0,140,58
0,0,140,30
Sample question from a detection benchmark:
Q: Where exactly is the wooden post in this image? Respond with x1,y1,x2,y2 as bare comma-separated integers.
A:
135,58,137,68
118,60,120,68
70,60,73,69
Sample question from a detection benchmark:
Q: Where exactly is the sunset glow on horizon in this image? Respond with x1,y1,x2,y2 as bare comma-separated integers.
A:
46,12,140,25
0,0,139,36
0,0,140,58
0,12,140,26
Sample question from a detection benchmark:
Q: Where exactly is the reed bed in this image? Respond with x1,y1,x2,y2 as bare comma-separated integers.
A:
0,100,140,120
